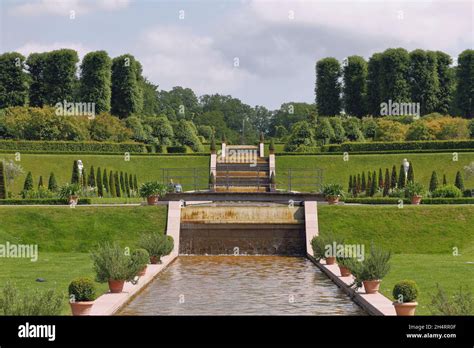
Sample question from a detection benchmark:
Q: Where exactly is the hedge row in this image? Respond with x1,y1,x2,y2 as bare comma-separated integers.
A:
343,197,474,205
0,140,148,153
0,198,92,205
277,148,474,156
322,140,474,153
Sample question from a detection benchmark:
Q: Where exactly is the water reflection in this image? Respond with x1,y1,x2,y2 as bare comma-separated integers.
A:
119,256,365,315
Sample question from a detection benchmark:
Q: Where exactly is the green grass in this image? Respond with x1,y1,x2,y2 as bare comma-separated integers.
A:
1,154,209,195
0,252,108,315
88,197,143,204
318,205,474,315
277,152,474,191
0,206,168,252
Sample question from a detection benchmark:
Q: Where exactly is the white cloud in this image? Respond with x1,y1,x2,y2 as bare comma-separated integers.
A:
15,42,91,59
138,26,256,96
10,0,130,17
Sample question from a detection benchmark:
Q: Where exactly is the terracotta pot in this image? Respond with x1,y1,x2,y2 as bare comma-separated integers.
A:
363,280,381,294
325,256,336,265
70,301,94,316
150,256,160,264
108,279,125,293
138,265,147,277
147,195,158,205
68,195,79,205
393,301,418,316
326,196,340,205
338,265,351,277
411,195,422,205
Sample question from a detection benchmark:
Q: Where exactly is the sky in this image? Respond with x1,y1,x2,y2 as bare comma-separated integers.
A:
1,0,473,110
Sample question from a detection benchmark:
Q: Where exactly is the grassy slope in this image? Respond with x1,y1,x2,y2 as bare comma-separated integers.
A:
318,205,474,315
1,154,209,194
277,152,474,191
0,206,168,314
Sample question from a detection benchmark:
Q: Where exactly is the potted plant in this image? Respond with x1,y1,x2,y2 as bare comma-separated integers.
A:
322,184,345,205
139,181,168,205
310,234,342,265
132,248,150,277
91,242,141,293
138,233,174,264
336,257,355,277
392,280,419,316
351,245,391,294
58,183,81,205
405,182,425,205
68,277,96,316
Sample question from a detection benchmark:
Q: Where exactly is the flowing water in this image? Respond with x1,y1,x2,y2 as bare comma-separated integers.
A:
119,256,365,315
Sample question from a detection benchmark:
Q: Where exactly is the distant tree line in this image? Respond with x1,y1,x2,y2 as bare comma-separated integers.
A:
315,48,473,118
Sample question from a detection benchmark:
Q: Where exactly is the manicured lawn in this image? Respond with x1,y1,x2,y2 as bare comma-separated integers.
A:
277,152,474,191
0,252,107,315
0,154,209,194
0,206,168,252
89,197,143,204
318,205,474,315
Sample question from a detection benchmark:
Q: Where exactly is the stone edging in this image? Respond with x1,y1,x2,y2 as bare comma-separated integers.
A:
307,254,396,316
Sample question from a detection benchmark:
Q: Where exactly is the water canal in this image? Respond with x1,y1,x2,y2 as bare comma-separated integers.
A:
119,256,365,315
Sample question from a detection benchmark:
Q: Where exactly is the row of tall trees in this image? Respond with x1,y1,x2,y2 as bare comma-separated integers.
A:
315,49,473,118
0,50,146,118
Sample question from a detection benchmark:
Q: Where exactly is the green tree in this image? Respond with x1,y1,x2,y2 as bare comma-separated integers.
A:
315,118,335,145
455,49,474,118
315,57,341,116
82,168,87,187
88,165,96,187
0,52,28,107
43,49,79,105
71,160,80,184
370,170,377,196
390,165,397,189
284,121,316,152
102,168,109,194
429,171,439,192
435,51,455,114
124,172,130,197
173,119,204,152
120,171,125,192
26,52,48,107
361,172,366,192
133,175,138,191
48,172,58,192
111,54,143,118
114,171,121,197
0,161,6,199
383,168,390,197
109,171,116,197
97,167,103,197
348,175,353,193
342,117,364,141
378,168,383,189
455,171,465,191
329,117,346,143
141,78,160,116
367,53,383,116
158,86,201,121
343,55,368,117
143,116,174,145
23,171,33,191
129,174,133,193
380,48,411,103
367,171,372,193
398,165,406,188
409,50,440,115
270,102,316,136
38,175,43,188
443,174,447,185
79,51,112,113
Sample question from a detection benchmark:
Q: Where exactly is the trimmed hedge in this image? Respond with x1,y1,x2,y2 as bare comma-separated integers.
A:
0,198,92,205
166,146,190,153
322,140,474,153
343,197,474,205
0,140,148,153
277,148,474,156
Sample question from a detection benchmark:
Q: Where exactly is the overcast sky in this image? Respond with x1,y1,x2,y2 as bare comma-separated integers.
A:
1,0,472,110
